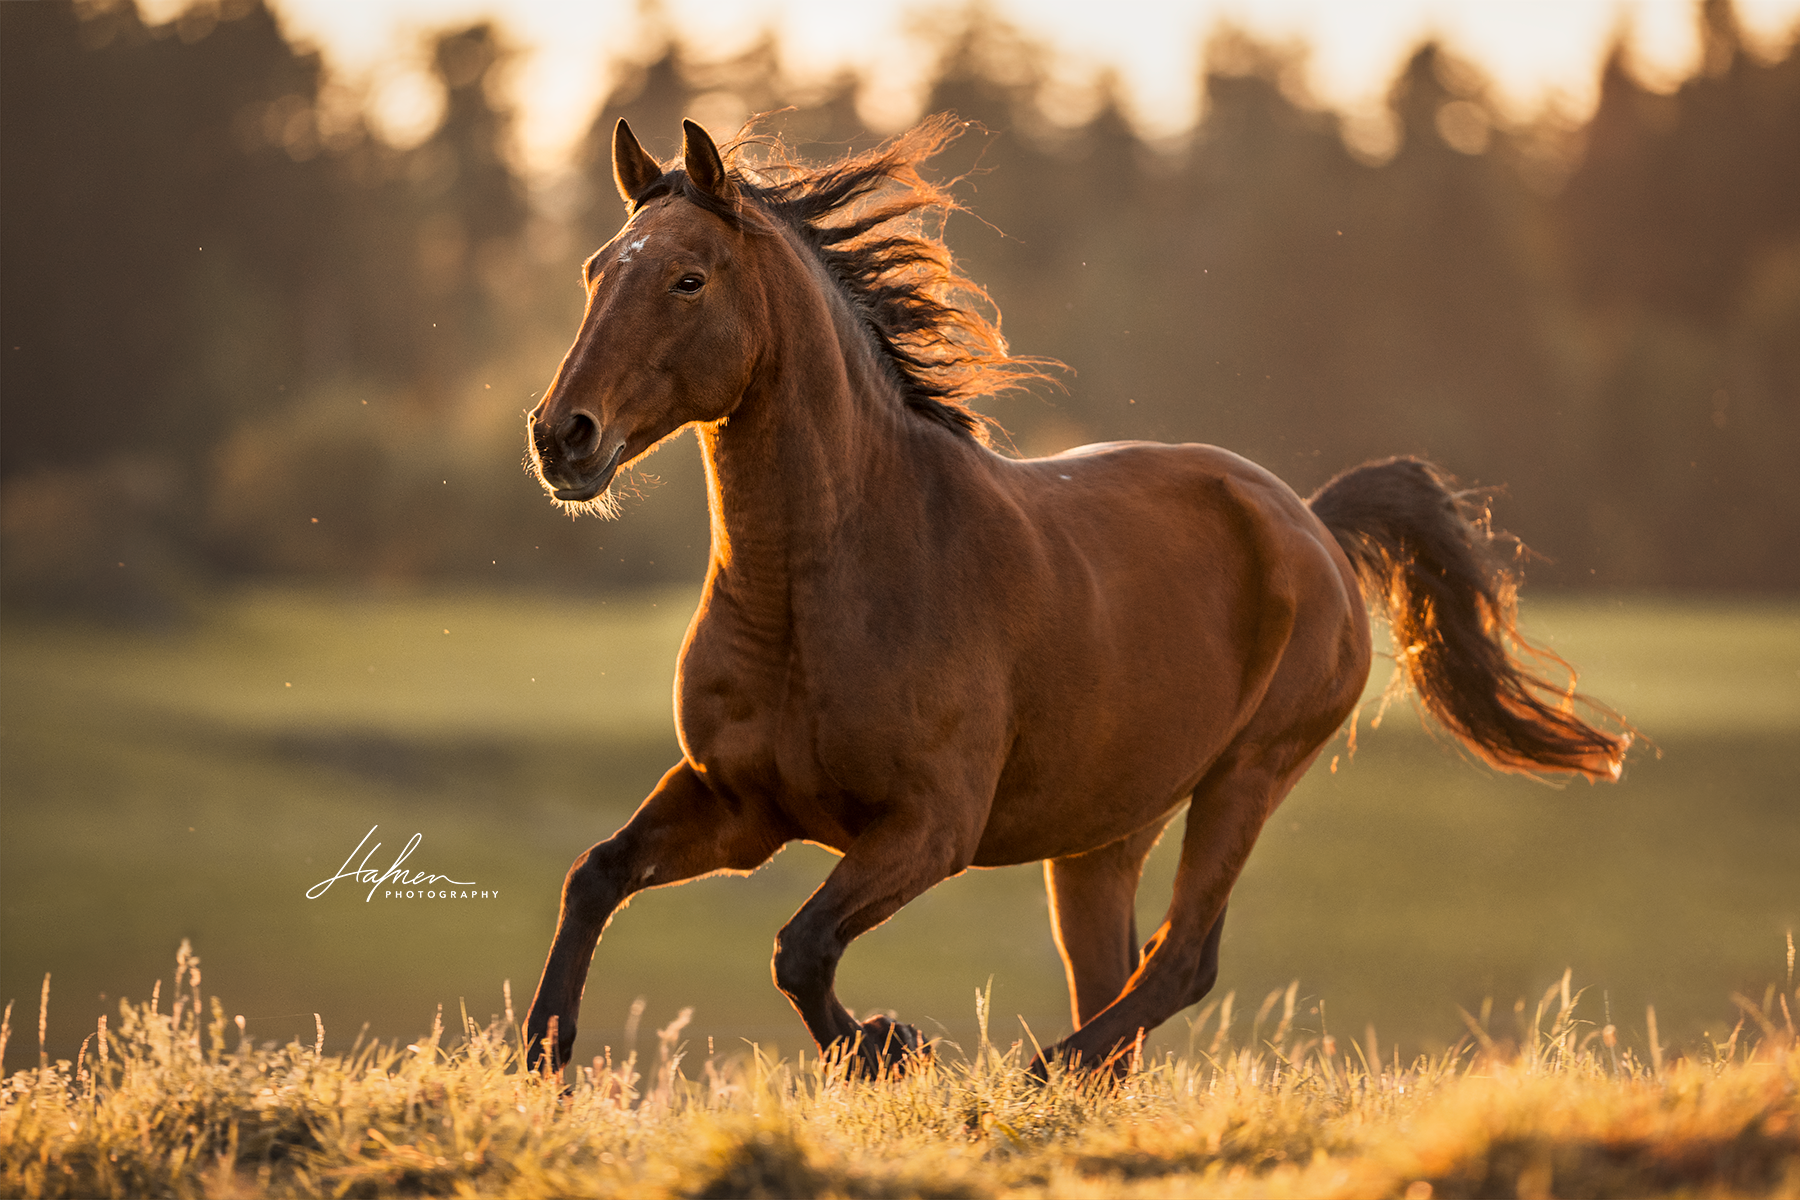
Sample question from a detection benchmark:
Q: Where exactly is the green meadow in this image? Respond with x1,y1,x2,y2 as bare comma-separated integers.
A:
1,589,1795,1078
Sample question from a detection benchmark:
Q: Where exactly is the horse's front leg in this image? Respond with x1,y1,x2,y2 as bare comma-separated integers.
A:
524,761,789,1073
772,811,970,1077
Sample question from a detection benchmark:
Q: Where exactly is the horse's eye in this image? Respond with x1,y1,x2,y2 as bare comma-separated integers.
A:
672,274,705,295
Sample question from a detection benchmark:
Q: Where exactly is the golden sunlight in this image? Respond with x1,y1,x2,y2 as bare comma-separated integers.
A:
202,0,1800,172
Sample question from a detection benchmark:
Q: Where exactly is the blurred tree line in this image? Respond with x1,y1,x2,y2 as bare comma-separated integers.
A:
2,0,1795,620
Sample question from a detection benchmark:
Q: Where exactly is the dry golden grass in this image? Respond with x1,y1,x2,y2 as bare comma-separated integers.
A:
3,944,1796,1198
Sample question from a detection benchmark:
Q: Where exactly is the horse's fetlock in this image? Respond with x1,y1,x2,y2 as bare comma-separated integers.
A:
771,937,831,1000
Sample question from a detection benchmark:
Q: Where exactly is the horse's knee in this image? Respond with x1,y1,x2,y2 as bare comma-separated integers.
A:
562,842,630,922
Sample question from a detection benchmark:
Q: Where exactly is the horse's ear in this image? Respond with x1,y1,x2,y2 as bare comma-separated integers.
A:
613,119,662,206
682,119,736,201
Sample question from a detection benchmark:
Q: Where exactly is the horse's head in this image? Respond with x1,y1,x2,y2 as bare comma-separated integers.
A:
529,119,758,514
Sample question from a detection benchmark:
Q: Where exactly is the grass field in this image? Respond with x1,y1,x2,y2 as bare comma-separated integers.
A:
2,943,1796,1198
1,587,1796,1086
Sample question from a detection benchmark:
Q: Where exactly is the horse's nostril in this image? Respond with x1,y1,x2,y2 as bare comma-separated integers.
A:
560,413,601,461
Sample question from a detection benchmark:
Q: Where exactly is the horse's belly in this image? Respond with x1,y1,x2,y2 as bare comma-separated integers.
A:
971,693,1238,865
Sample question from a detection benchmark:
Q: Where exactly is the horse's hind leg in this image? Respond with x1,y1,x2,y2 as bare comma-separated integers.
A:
1039,744,1320,1073
1188,901,1228,1008
524,761,790,1072
1045,818,1171,1028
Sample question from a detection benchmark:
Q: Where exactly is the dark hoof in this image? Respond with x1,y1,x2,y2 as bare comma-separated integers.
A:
837,1014,928,1078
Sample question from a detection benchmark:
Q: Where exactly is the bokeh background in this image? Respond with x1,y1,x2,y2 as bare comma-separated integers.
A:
2,0,1796,1076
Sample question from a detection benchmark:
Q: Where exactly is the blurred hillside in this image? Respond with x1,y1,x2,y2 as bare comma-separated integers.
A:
3,0,1796,619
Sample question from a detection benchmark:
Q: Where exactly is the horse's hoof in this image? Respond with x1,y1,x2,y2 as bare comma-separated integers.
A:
842,1014,928,1078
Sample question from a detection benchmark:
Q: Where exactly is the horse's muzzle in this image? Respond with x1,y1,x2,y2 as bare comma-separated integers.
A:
532,411,624,500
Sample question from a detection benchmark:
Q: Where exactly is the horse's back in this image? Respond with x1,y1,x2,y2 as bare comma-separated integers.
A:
993,439,1353,635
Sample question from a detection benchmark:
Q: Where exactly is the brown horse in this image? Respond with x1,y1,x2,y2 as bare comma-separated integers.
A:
522,115,1628,1077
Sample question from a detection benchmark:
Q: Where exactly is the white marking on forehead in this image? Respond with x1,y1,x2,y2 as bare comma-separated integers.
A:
617,234,651,263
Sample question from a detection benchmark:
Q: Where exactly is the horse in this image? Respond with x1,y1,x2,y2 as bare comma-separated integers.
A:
521,115,1629,1078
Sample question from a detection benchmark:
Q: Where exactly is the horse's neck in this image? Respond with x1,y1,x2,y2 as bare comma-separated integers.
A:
698,262,924,614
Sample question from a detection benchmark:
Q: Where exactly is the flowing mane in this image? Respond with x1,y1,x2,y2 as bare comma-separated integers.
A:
625,115,1056,441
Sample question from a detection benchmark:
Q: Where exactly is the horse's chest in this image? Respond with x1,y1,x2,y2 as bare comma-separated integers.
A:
677,655,875,845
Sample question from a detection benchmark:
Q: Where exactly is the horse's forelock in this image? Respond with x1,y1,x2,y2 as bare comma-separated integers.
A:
632,170,741,226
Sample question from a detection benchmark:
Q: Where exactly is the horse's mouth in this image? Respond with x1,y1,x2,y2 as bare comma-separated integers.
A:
549,444,625,502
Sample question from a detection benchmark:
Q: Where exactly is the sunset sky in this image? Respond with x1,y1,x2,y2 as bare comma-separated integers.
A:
146,0,1800,169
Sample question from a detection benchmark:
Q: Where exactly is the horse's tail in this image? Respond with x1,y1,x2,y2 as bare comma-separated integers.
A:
1309,457,1630,782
